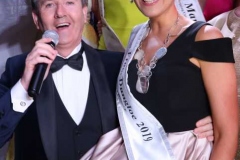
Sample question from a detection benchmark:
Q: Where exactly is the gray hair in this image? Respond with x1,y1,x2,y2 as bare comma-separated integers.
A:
31,0,88,13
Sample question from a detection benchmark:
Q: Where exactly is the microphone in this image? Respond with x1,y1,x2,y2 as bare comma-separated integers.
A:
28,30,59,97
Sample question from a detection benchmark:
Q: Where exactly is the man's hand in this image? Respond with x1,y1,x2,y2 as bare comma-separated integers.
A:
194,116,214,141
21,38,57,91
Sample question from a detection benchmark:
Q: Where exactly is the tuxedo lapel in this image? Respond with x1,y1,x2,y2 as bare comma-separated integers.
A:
35,74,58,160
83,42,118,133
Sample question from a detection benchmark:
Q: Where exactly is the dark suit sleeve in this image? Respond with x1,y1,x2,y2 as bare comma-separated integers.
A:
0,57,26,148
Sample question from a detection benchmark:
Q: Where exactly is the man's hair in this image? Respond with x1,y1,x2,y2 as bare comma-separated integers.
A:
31,0,88,12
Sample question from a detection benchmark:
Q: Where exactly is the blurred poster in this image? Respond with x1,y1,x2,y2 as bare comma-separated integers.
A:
0,0,39,74
175,0,206,21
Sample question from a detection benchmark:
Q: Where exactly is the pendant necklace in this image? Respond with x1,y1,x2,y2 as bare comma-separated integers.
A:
135,15,180,94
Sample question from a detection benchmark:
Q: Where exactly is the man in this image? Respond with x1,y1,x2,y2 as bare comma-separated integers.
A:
0,0,122,159
0,0,213,159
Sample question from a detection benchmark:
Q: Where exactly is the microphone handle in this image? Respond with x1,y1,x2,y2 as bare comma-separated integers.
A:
28,63,48,97
27,41,56,97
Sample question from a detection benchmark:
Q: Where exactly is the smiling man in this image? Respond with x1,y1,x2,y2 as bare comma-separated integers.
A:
0,0,122,159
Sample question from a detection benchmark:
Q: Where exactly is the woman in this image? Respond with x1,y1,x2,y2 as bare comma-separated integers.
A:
116,0,238,159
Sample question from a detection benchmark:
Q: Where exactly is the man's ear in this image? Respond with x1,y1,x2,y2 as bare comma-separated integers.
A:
82,6,88,23
32,12,40,29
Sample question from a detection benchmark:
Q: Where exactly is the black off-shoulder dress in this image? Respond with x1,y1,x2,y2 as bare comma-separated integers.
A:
127,21,234,133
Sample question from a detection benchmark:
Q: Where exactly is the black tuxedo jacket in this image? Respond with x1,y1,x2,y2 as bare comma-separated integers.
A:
0,42,123,160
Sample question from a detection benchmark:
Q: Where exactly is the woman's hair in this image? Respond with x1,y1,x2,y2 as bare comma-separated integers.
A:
31,0,88,13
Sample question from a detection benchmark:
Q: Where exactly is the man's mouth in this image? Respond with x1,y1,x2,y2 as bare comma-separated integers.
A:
56,23,70,29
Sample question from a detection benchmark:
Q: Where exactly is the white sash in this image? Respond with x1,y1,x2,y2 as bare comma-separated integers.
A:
175,0,206,21
116,23,175,160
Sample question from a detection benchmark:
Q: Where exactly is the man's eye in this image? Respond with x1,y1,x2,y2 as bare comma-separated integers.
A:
45,3,55,8
66,1,74,5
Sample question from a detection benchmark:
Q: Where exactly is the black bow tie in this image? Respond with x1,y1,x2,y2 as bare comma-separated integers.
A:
50,46,84,73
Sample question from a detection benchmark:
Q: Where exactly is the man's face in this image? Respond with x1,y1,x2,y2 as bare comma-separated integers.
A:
32,0,87,49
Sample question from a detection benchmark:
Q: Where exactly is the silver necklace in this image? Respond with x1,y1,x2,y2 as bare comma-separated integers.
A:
135,15,180,94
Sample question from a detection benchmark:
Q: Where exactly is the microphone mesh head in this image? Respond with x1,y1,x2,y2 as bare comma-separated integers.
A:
42,30,59,46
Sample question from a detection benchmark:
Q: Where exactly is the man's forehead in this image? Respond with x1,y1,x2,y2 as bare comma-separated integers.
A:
37,0,84,8
38,0,53,3
38,0,79,3
37,0,52,5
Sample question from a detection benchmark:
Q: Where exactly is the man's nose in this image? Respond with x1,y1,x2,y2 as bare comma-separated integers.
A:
55,4,66,18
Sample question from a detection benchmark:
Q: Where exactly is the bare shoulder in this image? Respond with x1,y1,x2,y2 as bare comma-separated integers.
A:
195,25,223,41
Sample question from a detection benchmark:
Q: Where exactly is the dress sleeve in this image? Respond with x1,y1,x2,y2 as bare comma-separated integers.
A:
191,38,235,63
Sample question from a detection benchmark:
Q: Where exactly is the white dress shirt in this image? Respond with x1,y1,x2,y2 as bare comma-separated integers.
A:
11,42,90,125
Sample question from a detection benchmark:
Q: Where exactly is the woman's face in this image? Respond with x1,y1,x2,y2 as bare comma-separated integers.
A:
133,0,175,18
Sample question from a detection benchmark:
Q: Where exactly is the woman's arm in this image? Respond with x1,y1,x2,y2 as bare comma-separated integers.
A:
200,58,238,160
196,25,239,159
